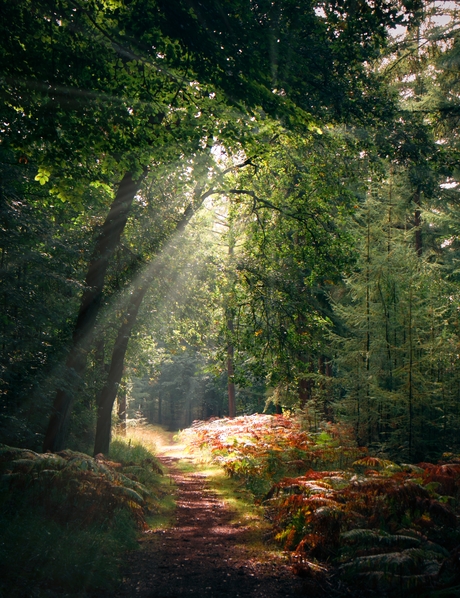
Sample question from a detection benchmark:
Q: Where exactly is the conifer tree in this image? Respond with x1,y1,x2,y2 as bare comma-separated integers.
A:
333,169,460,460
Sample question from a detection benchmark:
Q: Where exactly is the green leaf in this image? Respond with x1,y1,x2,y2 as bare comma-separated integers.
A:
34,167,51,185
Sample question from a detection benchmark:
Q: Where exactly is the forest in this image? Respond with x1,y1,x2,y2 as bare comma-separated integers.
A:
1,0,460,596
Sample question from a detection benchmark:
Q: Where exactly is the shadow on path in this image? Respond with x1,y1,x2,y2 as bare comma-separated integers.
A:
111,447,305,598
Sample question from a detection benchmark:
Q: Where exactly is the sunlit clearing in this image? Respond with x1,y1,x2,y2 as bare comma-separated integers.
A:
122,423,189,458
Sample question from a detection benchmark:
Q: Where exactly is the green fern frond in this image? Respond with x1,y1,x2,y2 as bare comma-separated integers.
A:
36,469,59,482
342,528,421,550
116,474,151,498
111,486,144,505
395,528,426,539
347,568,439,592
342,547,444,577
0,446,39,464
39,454,67,469
353,457,399,470
10,458,37,472
423,541,450,558
92,462,115,480
0,445,28,460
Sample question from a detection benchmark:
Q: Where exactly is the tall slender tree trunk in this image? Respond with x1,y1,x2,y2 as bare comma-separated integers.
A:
319,355,332,419
43,171,145,452
414,187,422,257
365,207,371,445
226,216,236,418
227,316,236,418
299,357,314,408
117,385,127,436
408,284,414,459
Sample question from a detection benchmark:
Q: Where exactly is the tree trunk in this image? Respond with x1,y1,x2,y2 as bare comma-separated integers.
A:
92,200,200,455
158,391,162,425
93,284,146,455
299,375,313,408
299,357,314,408
227,316,236,418
414,187,422,257
226,217,236,418
117,386,127,436
43,171,145,452
408,284,414,459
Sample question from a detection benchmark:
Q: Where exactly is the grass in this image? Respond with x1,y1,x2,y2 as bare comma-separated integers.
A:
116,423,176,454
112,425,180,531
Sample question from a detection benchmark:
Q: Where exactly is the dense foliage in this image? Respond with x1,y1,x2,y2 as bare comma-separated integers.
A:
1,0,460,548
182,414,460,596
5,2,460,596
0,438,163,595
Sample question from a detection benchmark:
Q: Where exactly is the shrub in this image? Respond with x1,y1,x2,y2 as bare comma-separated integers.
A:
0,441,162,596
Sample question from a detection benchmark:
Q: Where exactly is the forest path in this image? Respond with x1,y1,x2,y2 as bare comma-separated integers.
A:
111,432,306,597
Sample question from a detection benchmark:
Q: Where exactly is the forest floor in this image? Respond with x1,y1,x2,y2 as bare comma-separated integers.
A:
107,429,308,598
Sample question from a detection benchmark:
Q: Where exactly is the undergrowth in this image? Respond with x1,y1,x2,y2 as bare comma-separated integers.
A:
111,427,177,530
0,438,163,597
181,414,460,597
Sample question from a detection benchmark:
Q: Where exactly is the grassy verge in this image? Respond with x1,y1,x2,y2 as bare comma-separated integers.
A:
112,425,178,531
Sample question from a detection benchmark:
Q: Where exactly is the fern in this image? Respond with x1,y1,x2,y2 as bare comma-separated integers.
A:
0,444,162,527
111,485,144,505
0,439,163,595
181,416,460,595
341,529,422,551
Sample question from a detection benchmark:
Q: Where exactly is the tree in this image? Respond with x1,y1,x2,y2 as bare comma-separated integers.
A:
44,172,148,451
333,169,460,460
1,0,423,450
0,148,90,448
214,127,366,413
93,152,256,453
93,191,199,454
1,0,221,450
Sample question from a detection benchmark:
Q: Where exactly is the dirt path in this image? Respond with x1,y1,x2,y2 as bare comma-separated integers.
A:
112,448,306,598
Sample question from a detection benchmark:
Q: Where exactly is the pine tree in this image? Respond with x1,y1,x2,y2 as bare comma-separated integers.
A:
334,168,460,460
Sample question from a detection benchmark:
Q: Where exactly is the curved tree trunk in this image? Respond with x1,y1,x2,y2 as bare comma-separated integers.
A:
43,171,145,452
92,200,200,455
93,284,146,455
